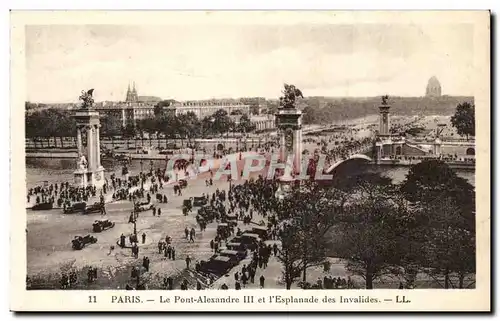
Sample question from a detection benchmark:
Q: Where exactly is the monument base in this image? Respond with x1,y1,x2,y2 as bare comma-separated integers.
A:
74,166,105,189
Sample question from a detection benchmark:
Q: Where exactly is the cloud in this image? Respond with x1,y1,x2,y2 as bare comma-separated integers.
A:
25,23,474,102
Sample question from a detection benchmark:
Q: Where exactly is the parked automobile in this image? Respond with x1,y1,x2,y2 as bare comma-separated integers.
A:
224,214,238,227
84,202,104,214
240,233,261,251
217,223,231,239
250,226,269,240
201,256,233,276
31,202,53,211
193,196,207,207
218,249,247,261
226,242,246,251
63,202,87,214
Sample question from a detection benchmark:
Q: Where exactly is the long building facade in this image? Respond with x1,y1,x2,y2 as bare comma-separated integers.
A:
167,100,251,119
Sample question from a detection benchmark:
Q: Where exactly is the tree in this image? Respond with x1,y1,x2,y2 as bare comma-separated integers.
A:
276,185,344,288
211,109,234,137
302,106,319,124
450,102,475,140
333,173,411,289
101,113,122,150
157,114,177,148
401,160,475,288
176,112,200,147
154,99,176,117
153,105,163,117
201,116,216,137
101,114,122,137
25,108,76,148
230,109,243,116
121,123,136,150
237,114,255,133
276,224,307,290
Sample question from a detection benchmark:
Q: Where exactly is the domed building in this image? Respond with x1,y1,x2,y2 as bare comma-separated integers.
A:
425,76,442,97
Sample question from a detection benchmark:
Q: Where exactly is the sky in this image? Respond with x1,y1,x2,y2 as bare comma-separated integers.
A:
25,23,474,103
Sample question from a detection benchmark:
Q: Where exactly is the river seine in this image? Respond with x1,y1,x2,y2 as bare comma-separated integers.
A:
25,158,475,188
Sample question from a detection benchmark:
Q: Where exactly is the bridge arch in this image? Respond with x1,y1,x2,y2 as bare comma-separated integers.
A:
326,154,373,173
466,147,475,156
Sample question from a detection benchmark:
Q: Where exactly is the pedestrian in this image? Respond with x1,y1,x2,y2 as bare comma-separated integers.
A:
184,227,189,239
260,275,265,288
185,255,191,269
142,232,146,244
172,247,176,260
158,208,161,216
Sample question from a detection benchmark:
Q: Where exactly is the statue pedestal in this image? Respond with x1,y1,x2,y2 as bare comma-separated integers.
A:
74,166,105,189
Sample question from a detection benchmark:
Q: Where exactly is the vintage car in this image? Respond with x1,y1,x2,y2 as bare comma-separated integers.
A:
63,202,87,214
239,233,261,251
224,214,238,227
193,196,207,207
250,226,269,240
179,179,188,189
71,234,97,250
216,223,231,239
92,219,115,233
31,202,53,211
218,249,247,261
212,252,240,266
200,256,233,276
225,242,246,251
135,202,154,212
84,202,104,214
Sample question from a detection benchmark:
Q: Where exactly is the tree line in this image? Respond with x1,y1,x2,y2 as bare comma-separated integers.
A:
25,107,257,148
276,160,475,289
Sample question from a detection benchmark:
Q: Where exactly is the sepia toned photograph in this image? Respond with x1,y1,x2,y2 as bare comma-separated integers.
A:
10,10,490,312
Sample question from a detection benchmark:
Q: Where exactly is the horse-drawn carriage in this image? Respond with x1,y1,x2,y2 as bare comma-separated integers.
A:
71,234,97,250
31,202,53,211
92,220,115,233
